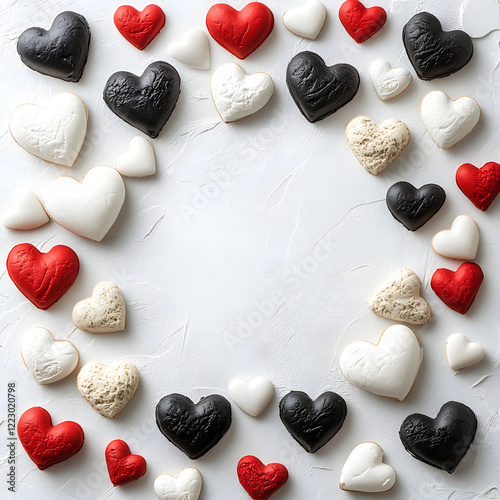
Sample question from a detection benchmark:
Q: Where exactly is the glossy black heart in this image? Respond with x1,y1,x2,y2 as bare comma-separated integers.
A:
17,11,91,82
103,61,181,139
155,393,232,459
386,181,446,231
400,401,477,474
403,12,473,80
286,51,360,123
279,391,347,453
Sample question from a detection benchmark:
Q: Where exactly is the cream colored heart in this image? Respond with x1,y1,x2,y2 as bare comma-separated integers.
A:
370,59,411,101
168,28,210,70
115,136,156,177
446,333,485,371
282,0,327,40
2,189,49,230
154,468,203,500
431,215,479,261
228,376,274,417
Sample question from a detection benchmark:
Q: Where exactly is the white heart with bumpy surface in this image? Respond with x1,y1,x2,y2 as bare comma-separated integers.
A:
420,91,480,149
446,333,485,371
228,376,274,417
21,327,79,385
115,136,156,177
44,166,126,241
72,282,126,334
9,92,88,167
154,468,203,500
370,59,411,101
282,0,327,40
2,189,49,230
340,442,396,493
168,28,210,70
77,360,140,419
211,63,274,123
340,325,423,401
431,215,479,261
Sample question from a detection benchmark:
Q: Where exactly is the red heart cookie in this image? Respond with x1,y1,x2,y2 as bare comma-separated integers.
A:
431,263,483,314
237,455,288,500
18,407,84,470
456,162,500,211
114,4,166,50
206,2,274,59
339,0,387,43
105,439,147,486
7,243,79,310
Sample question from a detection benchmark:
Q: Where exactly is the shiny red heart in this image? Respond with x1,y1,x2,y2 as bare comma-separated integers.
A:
105,439,147,486
339,0,387,43
431,263,483,314
18,407,84,470
237,455,288,500
206,2,274,59
456,162,500,211
7,243,79,310
114,4,165,50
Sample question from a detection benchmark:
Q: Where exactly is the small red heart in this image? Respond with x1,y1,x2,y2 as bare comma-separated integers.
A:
7,243,79,310
431,263,483,314
456,162,500,211
339,0,387,43
206,2,274,59
237,455,288,500
114,4,166,50
18,407,84,470
105,439,147,486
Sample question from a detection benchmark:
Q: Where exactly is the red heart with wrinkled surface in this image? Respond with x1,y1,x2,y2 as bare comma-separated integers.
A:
339,0,387,43
431,263,483,314
237,455,288,500
206,2,274,59
456,162,500,211
7,243,79,310
105,439,147,486
18,407,84,470
114,4,165,50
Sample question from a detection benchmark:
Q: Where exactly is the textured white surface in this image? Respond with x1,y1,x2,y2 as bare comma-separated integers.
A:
431,215,480,260
154,468,203,500
282,0,327,40
370,58,411,101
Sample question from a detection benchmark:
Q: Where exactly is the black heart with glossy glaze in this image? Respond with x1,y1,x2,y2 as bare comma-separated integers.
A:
403,12,473,80
155,393,232,459
17,11,91,82
286,51,360,123
103,61,181,139
399,401,477,474
279,391,347,453
386,181,446,231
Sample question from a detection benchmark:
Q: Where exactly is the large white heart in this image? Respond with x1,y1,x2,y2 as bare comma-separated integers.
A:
370,59,411,101
446,333,485,371
154,468,203,500
168,28,210,70
228,376,274,417
115,136,156,177
211,63,274,123
9,92,88,167
340,324,423,401
44,166,126,241
2,189,49,230
21,327,79,385
282,0,327,40
431,215,479,261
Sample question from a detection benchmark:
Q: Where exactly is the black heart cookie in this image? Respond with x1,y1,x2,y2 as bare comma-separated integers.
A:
17,11,91,82
386,181,446,231
103,61,181,139
286,51,360,123
279,391,347,453
399,401,477,474
155,393,232,459
403,12,473,80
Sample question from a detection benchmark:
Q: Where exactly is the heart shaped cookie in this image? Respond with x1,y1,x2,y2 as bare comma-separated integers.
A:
456,162,500,211
105,439,147,486
446,333,485,371
237,455,288,500
2,190,49,230
339,0,387,43
282,0,327,40
115,136,156,177
77,360,140,419
345,116,410,175
168,28,210,70
9,92,88,167
154,468,203,500
228,376,274,417
370,59,411,101
431,215,479,261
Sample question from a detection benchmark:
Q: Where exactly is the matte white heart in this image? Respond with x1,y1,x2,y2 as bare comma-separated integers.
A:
370,59,411,101
431,215,479,261
168,28,210,70
154,468,202,500
446,333,485,371
2,190,49,230
282,0,327,40
115,136,156,177
228,376,274,417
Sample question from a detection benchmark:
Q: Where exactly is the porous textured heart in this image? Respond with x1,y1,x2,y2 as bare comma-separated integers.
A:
237,455,288,500
370,59,411,101
228,376,274,417
282,0,327,40
446,333,485,371
105,439,147,486
154,468,203,500
431,215,479,260
339,0,387,43
456,162,500,211
2,190,49,230
168,28,210,70
115,136,156,177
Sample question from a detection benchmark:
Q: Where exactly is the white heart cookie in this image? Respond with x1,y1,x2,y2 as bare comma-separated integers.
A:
420,91,480,149
44,166,126,241
228,376,274,417
446,333,485,371
211,63,274,123
282,0,327,40
72,282,126,334
345,116,410,175
77,360,140,419
340,324,423,401
431,215,479,261
2,189,49,230
154,468,203,500
370,59,411,101
368,268,431,325
340,442,396,493
168,28,210,70
9,92,88,167
115,136,156,177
